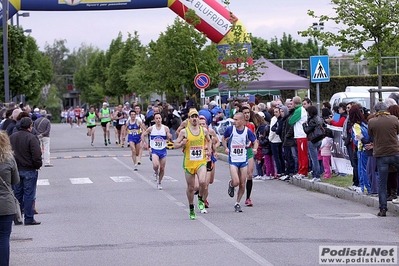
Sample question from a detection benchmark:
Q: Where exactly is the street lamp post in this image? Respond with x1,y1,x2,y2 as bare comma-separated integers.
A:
16,12,31,104
313,22,324,115
16,12,29,28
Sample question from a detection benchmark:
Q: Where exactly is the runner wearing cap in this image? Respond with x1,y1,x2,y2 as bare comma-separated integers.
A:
174,109,212,219
98,102,112,146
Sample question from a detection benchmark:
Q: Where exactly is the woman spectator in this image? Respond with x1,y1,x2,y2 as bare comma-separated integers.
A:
253,113,267,179
321,102,333,121
260,118,274,179
325,102,347,127
269,107,285,178
302,106,323,182
364,114,378,196
0,131,20,266
349,107,371,194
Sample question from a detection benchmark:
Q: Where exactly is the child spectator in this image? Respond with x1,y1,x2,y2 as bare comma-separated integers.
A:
320,128,333,178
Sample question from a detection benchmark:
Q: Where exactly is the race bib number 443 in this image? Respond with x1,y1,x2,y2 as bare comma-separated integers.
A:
190,146,203,160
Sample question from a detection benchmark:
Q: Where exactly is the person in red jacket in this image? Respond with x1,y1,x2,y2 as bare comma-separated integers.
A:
325,102,347,127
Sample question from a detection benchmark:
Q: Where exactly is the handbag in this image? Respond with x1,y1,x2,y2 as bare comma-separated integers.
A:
0,174,22,223
309,124,326,144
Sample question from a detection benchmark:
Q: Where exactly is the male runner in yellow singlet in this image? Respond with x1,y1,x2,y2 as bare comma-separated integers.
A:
174,109,212,220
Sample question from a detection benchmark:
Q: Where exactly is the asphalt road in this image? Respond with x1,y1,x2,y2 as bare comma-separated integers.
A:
10,123,399,266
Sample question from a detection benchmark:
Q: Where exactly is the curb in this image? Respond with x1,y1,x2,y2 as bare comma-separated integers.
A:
217,153,399,215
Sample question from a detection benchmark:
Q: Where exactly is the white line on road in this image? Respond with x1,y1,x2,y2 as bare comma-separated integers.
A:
113,157,274,266
37,179,50,186
69,178,93,184
110,176,135,182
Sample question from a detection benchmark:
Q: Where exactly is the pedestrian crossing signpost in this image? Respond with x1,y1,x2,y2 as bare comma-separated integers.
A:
310,55,330,115
310,56,330,83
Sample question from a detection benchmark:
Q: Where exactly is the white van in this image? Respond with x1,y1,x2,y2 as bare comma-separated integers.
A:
329,86,397,110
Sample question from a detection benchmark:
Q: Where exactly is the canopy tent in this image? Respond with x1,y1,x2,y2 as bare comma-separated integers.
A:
205,88,280,97
218,57,310,92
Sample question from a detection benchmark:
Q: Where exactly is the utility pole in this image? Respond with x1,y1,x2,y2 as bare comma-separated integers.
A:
2,0,10,103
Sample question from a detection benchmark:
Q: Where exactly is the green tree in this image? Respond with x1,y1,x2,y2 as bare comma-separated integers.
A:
73,46,105,105
43,39,73,96
24,37,54,103
106,31,144,103
134,17,221,105
219,23,263,96
0,26,52,102
298,0,399,99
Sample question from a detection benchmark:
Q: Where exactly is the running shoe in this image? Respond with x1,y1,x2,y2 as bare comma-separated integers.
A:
108,139,111,145
245,198,253,207
198,198,205,211
153,171,158,181
134,164,138,171
234,203,242,213
228,180,235,198
104,140,107,146
115,141,118,145
157,183,162,190
91,143,94,146
200,208,208,214
189,209,196,220
137,161,141,165
204,200,209,208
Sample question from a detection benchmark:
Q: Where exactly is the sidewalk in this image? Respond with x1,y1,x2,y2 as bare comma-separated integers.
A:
217,153,399,215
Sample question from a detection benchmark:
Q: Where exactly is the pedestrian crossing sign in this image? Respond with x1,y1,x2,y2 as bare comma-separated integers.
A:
310,56,330,83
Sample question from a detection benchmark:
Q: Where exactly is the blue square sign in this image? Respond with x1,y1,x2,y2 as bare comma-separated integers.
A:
310,56,330,83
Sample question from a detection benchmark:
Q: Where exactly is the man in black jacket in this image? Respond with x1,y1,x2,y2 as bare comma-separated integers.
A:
10,117,42,225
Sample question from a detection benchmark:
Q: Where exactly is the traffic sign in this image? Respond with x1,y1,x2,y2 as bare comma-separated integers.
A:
310,56,330,83
194,73,211,89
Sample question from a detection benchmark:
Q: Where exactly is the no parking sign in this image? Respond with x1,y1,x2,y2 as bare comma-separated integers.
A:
194,73,210,89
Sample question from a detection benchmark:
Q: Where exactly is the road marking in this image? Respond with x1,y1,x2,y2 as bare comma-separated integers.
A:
197,216,274,266
37,179,50,186
69,178,93,184
307,213,377,219
112,157,273,266
162,175,178,182
110,176,135,182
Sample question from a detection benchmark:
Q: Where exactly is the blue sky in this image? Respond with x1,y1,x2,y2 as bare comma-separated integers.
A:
16,0,340,55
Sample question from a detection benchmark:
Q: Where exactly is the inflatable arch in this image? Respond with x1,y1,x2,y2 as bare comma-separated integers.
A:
5,0,252,67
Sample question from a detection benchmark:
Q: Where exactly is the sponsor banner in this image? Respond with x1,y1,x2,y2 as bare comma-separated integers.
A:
169,0,233,43
18,0,167,11
329,125,353,174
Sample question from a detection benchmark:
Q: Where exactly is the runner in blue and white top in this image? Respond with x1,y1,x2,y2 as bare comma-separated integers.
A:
222,112,257,213
125,110,146,171
141,113,172,190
